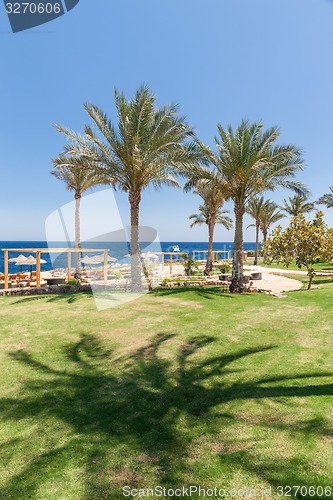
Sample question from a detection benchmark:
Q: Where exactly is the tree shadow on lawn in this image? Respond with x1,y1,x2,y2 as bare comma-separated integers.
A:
312,277,333,285
11,287,232,307
11,290,93,305
1,335,333,498
152,286,233,299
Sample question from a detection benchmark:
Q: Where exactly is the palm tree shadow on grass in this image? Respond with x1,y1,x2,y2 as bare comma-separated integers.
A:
1,334,333,498
11,287,233,308
152,286,234,299
11,290,93,305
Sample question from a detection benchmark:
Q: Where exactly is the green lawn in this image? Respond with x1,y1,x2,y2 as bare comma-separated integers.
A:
257,260,333,272
270,272,333,289
1,287,333,499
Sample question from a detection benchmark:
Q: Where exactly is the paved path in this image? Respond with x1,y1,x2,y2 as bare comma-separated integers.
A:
160,263,305,294
244,265,304,293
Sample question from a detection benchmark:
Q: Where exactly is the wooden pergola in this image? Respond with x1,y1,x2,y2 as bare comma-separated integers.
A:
191,250,231,262
1,248,111,290
156,252,188,274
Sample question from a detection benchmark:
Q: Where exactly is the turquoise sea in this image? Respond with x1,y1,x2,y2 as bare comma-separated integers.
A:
0,241,257,274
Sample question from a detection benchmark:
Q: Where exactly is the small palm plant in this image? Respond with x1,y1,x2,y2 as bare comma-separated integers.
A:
189,184,232,273
181,254,199,276
246,196,265,265
51,151,106,276
218,263,231,274
259,201,285,242
246,197,285,264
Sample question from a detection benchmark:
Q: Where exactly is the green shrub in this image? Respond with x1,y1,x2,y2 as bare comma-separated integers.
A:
181,254,199,276
218,263,231,274
66,279,80,286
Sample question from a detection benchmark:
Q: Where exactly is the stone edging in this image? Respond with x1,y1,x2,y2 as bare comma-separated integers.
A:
0,284,92,296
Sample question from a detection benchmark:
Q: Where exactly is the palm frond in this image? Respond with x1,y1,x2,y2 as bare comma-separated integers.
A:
317,186,333,208
281,193,314,216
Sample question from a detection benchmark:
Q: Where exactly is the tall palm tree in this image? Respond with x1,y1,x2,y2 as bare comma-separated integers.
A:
55,86,205,291
51,152,106,276
246,196,265,265
259,201,285,242
185,120,305,283
189,200,232,274
317,186,333,208
281,194,314,216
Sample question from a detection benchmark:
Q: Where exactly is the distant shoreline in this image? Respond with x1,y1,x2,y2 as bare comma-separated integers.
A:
0,241,256,244
0,241,259,274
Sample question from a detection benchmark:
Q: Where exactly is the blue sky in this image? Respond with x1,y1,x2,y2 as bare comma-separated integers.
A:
1,0,333,242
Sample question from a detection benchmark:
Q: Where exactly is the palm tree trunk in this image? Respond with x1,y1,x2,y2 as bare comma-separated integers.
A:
129,190,142,292
205,214,215,274
75,194,81,278
254,222,259,266
260,229,268,261
232,204,245,282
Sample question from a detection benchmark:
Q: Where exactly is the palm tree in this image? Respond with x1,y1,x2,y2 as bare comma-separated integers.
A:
51,152,106,276
259,201,285,242
317,186,333,208
246,196,265,265
246,196,285,265
187,179,232,273
281,194,314,216
185,120,305,283
55,86,205,291
189,199,232,274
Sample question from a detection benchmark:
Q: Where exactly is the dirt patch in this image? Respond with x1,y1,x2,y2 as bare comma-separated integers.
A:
210,440,254,454
298,337,321,348
154,297,204,309
136,453,159,464
234,411,263,425
111,467,141,487
0,342,27,350
228,335,240,342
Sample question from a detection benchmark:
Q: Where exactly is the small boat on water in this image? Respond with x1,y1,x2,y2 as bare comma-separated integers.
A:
172,245,180,252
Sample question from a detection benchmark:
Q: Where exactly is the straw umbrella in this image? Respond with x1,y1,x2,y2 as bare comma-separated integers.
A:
88,254,117,264
16,255,46,274
80,254,117,271
8,254,27,262
80,255,93,265
9,254,27,272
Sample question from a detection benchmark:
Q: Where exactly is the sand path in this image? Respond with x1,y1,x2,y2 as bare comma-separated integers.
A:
161,263,305,294
243,265,305,293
